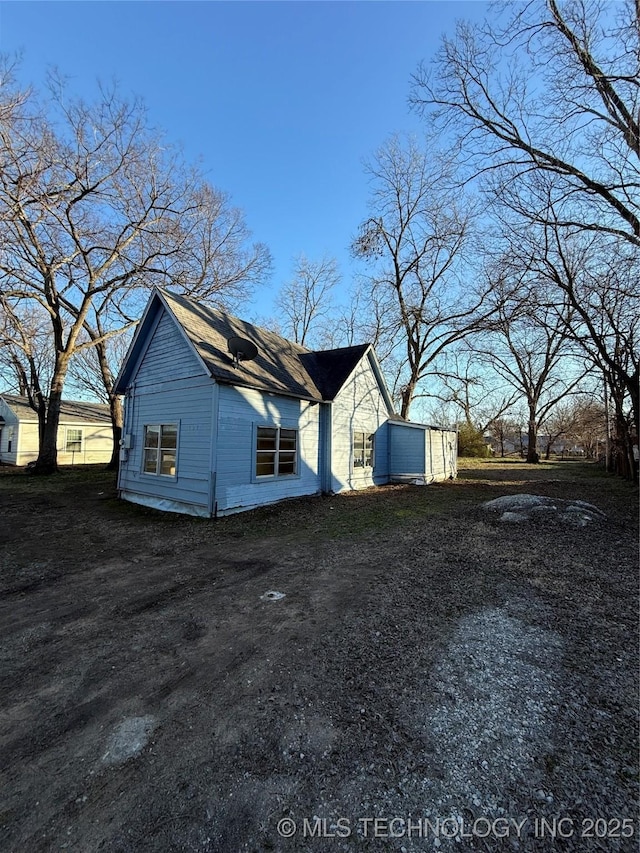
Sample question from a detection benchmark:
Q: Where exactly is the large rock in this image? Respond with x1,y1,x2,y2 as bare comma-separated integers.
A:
483,494,605,526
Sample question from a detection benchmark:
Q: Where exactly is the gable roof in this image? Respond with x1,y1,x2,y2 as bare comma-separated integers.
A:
1,394,111,423
115,289,394,410
162,290,325,401
298,346,370,400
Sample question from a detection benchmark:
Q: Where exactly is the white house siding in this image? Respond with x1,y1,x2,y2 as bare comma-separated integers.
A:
214,385,321,515
117,307,214,516
0,397,112,465
330,353,390,493
0,397,19,464
428,429,457,480
55,422,113,465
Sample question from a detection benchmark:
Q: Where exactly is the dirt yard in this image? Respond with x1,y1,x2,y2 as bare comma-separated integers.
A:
0,459,638,852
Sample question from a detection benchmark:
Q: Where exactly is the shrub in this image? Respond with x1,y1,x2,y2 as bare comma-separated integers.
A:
457,422,490,458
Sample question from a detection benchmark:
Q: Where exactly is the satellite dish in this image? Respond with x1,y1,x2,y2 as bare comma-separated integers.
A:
227,336,258,367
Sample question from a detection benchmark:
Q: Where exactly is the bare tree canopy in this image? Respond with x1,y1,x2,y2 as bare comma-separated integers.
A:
352,134,488,419
477,269,587,462
0,67,272,472
494,204,639,475
275,254,340,347
411,0,640,246
410,0,639,477
430,346,520,433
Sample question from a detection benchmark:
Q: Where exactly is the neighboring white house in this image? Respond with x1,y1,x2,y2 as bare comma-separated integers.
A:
113,288,457,517
0,395,113,466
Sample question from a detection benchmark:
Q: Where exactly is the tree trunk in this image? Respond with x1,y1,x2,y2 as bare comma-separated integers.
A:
106,394,123,471
93,338,122,471
526,410,539,463
34,389,62,474
400,378,418,420
33,355,69,474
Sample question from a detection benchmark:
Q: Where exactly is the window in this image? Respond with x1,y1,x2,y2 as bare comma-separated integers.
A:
66,428,83,453
143,424,178,476
353,431,374,468
256,426,297,477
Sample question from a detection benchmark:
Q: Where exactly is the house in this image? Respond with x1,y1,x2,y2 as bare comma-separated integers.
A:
113,289,457,517
0,394,113,466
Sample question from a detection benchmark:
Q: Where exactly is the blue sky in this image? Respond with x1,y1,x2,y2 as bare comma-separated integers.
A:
1,1,489,321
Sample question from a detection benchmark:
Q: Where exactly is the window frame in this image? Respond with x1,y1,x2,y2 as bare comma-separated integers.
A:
65,427,83,454
142,422,179,478
353,430,374,470
254,424,299,480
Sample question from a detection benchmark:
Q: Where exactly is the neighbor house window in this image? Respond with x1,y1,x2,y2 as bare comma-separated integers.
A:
66,428,83,453
353,431,374,468
256,426,297,477
143,424,178,476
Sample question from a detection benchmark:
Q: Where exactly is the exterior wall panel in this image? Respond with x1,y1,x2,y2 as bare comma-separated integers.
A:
389,422,457,483
330,353,390,492
214,385,321,515
134,310,206,387
117,305,214,514
118,376,214,511
389,422,426,477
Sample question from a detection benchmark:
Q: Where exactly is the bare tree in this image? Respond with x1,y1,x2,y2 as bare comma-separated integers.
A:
570,395,608,460
0,71,271,473
352,134,488,418
66,324,133,468
432,347,520,432
275,254,340,347
0,297,51,445
493,195,639,476
534,221,638,477
411,0,639,246
538,400,580,459
485,415,523,458
476,265,587,462
410,0,639,474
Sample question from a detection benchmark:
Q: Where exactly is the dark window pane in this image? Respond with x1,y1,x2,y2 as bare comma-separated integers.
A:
279,429,297,450
257,427,277,450
161,425,177,449
278,452,296,475
144,448,158,473
256,452,275,477
145,425,159,448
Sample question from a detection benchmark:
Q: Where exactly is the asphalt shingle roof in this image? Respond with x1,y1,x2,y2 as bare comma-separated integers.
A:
1,394,111,423
161,290,373,403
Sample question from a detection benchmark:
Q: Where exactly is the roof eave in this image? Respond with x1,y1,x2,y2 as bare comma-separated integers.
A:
214,376,322,404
